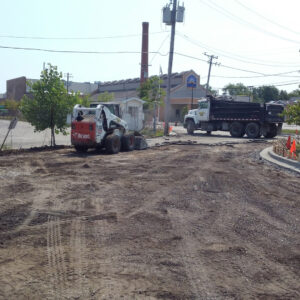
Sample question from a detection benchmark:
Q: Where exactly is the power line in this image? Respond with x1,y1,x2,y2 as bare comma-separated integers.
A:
174,52,266,75
199,0,300,45
1,43,298,81
150,34,170,64
0,45,169,56
208,70,300,79
252,81,300,88
0,31,168,40
234,0,300,36
176,32,300,68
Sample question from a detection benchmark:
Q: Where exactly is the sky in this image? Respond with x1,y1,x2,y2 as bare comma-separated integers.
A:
1,0,300,95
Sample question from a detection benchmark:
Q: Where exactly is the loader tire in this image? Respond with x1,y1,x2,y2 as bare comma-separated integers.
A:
229,122,245,137
121,134,135,151
105,134,121,154
245,122,260,138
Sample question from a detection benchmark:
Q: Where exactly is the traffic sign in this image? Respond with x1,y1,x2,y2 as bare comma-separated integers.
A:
187,75,197,88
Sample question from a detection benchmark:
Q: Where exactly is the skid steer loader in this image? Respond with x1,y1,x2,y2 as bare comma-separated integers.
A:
71,104,135,154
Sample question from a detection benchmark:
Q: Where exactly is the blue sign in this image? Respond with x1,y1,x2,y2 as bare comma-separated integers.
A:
187,75,197,88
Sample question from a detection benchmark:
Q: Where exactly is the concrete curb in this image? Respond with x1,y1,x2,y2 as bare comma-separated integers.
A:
260,147,300,174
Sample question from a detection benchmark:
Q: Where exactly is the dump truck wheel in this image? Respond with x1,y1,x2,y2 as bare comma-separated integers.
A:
229,122,244,137
75,145,88,153
245,122,260,138
186,120,195,135
105,134,121,154
264,124,277,138
121,134,135,151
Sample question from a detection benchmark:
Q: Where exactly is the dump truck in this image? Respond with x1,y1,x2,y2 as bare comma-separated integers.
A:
184,97,284,138
71,104,136,154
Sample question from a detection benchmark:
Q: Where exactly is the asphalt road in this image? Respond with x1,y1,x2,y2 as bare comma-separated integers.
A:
2,120,295,149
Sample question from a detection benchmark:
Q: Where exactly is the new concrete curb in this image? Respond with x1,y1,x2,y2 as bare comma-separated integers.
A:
260,147,300,174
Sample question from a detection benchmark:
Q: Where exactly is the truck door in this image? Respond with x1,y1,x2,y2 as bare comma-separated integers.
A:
197,100,210,122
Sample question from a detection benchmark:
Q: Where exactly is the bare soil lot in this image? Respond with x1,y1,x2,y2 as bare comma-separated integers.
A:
0,143,299,299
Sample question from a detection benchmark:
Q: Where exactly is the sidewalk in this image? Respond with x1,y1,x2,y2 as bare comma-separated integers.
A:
260,147,300,174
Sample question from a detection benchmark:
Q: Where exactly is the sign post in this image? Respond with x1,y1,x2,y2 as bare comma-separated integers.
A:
1,117,18,150
187,75,197,109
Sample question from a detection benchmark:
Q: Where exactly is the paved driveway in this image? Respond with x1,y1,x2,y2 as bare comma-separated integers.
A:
0,120,296,149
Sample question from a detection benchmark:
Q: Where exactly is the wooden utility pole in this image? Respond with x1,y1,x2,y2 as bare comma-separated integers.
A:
204,52,218,95
164,0,177,136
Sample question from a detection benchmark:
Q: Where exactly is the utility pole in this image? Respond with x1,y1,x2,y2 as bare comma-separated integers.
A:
164,0,177,135
162,0,184,136
204,52,218,96
64,72,73,94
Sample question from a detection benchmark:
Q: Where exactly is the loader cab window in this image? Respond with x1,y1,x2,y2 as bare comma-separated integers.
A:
199,101,208,109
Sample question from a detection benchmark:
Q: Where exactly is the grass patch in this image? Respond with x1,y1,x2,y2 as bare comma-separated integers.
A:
140,128,164,138
281,129,299,135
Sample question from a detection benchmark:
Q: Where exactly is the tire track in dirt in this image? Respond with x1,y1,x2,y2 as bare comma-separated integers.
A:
46,192,69,299
69,198,89,298
168,208,218,300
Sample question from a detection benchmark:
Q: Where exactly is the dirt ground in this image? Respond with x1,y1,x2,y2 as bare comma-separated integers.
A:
0,142,299,300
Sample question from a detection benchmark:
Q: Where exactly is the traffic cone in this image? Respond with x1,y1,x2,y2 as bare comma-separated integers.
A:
286,136,291,149
290,139,296,159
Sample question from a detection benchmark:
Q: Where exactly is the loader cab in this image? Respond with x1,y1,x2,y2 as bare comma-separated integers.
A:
197,99,210,121
90,102,121,118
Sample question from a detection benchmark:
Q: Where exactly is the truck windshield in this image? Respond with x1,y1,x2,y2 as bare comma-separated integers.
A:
199,101,208,109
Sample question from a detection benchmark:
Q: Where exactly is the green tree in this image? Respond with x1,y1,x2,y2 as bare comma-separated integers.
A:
283,101,300,125
71,93,91,107
20,64,72,146
4,99,20,115
223,83,250,96
97,91,114,102
137,76,165,110
279,90,289,100
253,86,279,103
207,85,218,96
288,86,300,98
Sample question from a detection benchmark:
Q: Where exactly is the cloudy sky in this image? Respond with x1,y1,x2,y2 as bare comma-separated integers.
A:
1,0,300,94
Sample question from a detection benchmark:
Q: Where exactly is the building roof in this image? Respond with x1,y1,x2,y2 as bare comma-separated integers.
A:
91,70,204,101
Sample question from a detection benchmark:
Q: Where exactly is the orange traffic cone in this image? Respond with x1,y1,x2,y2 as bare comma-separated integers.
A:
290,139,296,159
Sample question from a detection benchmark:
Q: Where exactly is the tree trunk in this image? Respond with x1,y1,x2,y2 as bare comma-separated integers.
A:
51,126,56,147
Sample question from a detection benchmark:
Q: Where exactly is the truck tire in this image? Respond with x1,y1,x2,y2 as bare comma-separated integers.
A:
186,120,195,135
245,122,260,138
105,134,121,154
264,124,277,138
229,122,245,137
74,145,88,153
121,134,135,151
